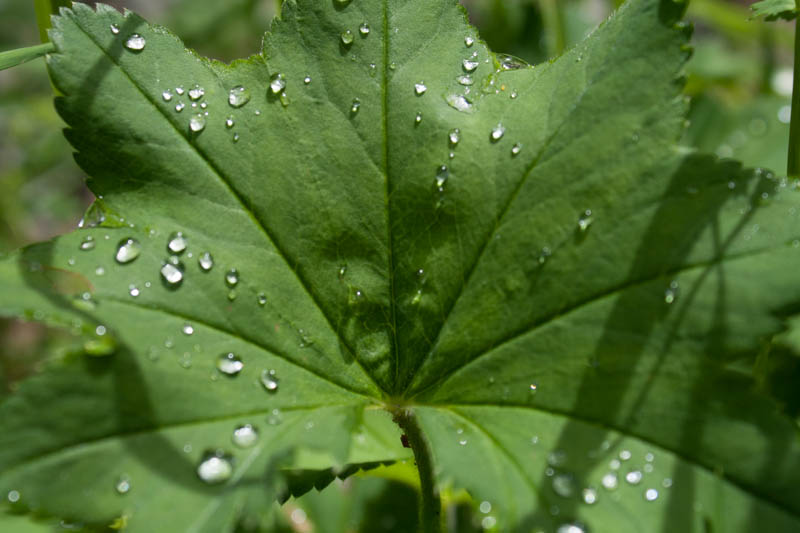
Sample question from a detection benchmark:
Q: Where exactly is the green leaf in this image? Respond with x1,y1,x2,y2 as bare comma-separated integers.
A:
0,43,54,71
751,0,798,20
1,0,800,531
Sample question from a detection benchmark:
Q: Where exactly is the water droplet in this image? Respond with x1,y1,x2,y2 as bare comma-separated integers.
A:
458,438,467,446
196,450,234,484
232,424,259,448
415,112,422,124
511,143,522,156
350,98,361,114
619,450,632,461
268,408,283,425
435,165,449,190
225,268,239,287
552,473,575,498
257,293,267,306
80,236,96,251
7,490,20,503
269,73,286,95
124,34,146,51
115,238,141,264
465,36,474,47
95,266,105,276
664,280,678,304
645,488,659,501
166,232,187,254
577,209,593,232
162,90,173,102
190,114,206,133
359,22,370,36
645,452,654,462
510,90,518,99
479,501,492,514
129,285,140,297
188,85,205,101
446,94,473,112
233,133,240,143
260,369,279,392
456,75,474,86
415,82,428,95
601,472,618,490
196,251,213,272
174,86,185,96
181,323,194,336
160,257,185,286
110,24,120,35
662,478,673,488
217,352,243,376
625,470,643,485
491,124,506,141
115,476,131,494
538,246,551,264
529,383,538,392
228,85,250,108
582,487,597,504
556,523,586,533
463,59,479,72
341,29,354,45
175,102,185,112
496,54,528,70
303,75,312,84
448,128,460,146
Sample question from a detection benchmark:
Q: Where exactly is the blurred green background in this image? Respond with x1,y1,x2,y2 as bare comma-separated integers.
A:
0,0,796,530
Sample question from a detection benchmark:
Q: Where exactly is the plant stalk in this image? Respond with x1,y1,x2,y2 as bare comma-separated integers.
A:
34,0,70,43
393,408,441,533
539,0,566,58
789,14,800,178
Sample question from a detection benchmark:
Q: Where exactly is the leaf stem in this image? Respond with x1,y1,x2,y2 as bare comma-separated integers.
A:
392,408,441,533
33,0,70,43
539,0,566,58
789,14,800,177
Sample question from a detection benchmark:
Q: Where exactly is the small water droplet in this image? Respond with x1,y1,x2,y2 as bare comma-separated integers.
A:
538,246,552,264
80,236,96,251
556,523,586,533
601,472,618,490
662,478,673,488
110,24,120,35
625,470,643,485
188,85,205,101
449,128,460,146
190,114,206,133
7,490,20,503
162,90,173,102
257,292,267,306
175,102,185,112
645,488,659,501
446,94,473,112
260,369,279,392
578,209,593,232
529,383,538,392
510,90,518,99
167,232,188,254
511,143,522,156
350,98,361,114
197,251,214,272
232,424,259,448
182,323,194,336
303,75,312,84
415,82,428,95
582,487,597,504
491,124,506,141
462,59,479,73
217,352,243,376
115,238,141,264
458,439,467,446
227,85,250,108
269,73,286,95
225,268,239,287
129,285,140,297
359,22,370,36
465,36,474,47
95,266,105,276
619,450,632,461
175,86,185,96
415,112,422,124
115,476,131,494
124,34,146,51
479,501,492,514
196,450,234,484
552,473,575,498
664,280,678,304
341,29,354,45
160,257,185,286
456,75,474,86
435,165,449,190
233,133,240,143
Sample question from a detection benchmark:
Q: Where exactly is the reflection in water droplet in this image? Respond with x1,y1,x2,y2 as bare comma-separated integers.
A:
225,268,239,287
260,369,279,392
124,34,146,51
304,76,312,84
341,30,354,45
196,450,234,484
359,22,370,36
232,424,259,448
115,238,141,264
415,82,427,95
80,236,96,251
217,352,243,376
167,232,188,254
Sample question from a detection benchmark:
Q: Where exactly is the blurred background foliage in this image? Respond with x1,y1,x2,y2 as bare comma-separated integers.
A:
0,0,796,530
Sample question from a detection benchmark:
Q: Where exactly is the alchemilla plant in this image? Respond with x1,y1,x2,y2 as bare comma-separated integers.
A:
1,0,799,531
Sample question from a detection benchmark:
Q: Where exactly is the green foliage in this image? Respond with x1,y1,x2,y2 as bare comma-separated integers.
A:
751,0,798,21
1,0,800,532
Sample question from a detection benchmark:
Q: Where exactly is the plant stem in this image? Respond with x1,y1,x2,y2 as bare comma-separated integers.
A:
393,408,441,533
33,0,70,43
789,15,800,178
539,0,566,58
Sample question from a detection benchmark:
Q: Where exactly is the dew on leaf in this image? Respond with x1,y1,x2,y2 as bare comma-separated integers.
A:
491,124,506,141
619,450,632,461
435,165,449,190
129,285,140,297
175,102,185,112
479,500,492,514
260,369,279,392
162,90,173,102
196,450,234,484
257,293,267,306
556,523,586,533
662,478,673,488
350,98,361,114
80,236,96,251
182,323,194,336
232,424,259,448
457,75,473,86
269,73,286,94
601,472,618,490
415,112,422,124
233,133,240,143
465,36,475,47
341,29,354,45
538,246,552,264
458,439,467,446
216,352,243,376
167,232,188,254
228,290,237,301
664,280,679,304
625,470,643,485
95,266,105,276
529,383,538,392
124,34,146,51
645,488,659,501
496,53,529,70
359,22,370,36
577,209,593,232
115,238,141,264
463,59,479,72
225,268,239,287
582,487,598,505
449,128,460,146
446,94,473,112
511,143,522,156
115,476,131,494
415,82,428,95
197,251,213,272
188,85,205,101
228,85,251,108
552,473,575,498
291,508,307,525
268,408,283,425
7,490,20,503
225,116,234,129
110,24,120,35
190,114,206,133
303,75,312,84
160,257,185,286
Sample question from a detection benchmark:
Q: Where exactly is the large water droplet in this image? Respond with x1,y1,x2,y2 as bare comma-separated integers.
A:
217,352,243,376
415,82,428,95
124,34,146,51
225,268,239,287
491,124,506,141
496,53,529,70
260,369,279,392
446,94,472,112
190,114,206,133
161,257,185,286
198,252,213,272
232,424,259,448
228,85,251,108
341,29,354,45
115,238,141,264
166,232,186,254
463,59,479,72
80,236,96,251
359,22,370,36
196,450,234,484
269,73,286,94
115,476,131,494
188,85,205,101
